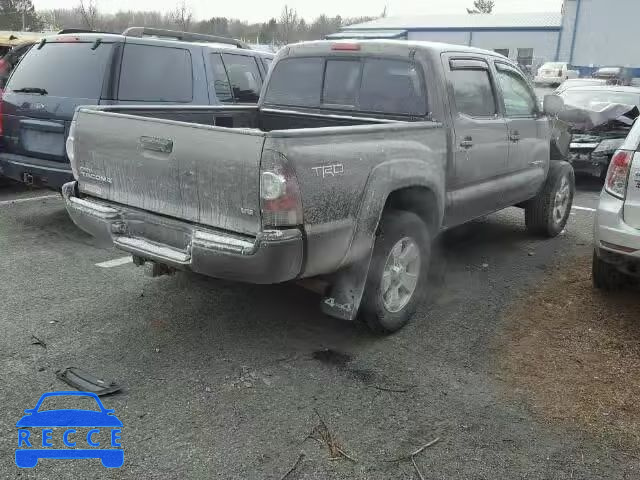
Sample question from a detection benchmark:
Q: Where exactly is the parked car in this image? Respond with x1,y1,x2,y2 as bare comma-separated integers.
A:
593,66,633,86
0,28,274,190
0,42,35,89
555,78,607,95
62,40,574,334
560,86,640,178
592,117,640,289
535,62,579,86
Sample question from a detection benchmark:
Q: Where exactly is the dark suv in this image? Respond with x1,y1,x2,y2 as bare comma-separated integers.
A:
0,28,273,190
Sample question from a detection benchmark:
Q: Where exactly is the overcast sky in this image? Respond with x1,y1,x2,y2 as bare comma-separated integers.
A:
32,0,564,24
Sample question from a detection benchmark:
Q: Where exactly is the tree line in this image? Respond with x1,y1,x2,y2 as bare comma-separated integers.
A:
1,0,380,45
1,0,497,45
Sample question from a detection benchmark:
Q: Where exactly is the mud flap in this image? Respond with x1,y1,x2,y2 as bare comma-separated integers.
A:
320,249,374,321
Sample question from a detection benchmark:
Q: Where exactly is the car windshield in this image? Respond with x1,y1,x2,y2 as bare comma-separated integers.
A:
541,63,564,69
560,89,640,107
596,67,622,75
37,396,101,412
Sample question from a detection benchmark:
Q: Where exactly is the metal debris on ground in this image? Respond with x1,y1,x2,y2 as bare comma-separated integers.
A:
56,367,122,396
31,335,46,349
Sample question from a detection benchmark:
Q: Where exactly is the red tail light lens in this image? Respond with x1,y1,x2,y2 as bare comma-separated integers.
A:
558,69,563,77
604,149,633,199
260,150,303,227
331,43,361,51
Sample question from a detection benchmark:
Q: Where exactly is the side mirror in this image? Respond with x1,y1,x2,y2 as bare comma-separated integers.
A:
543,95,565,116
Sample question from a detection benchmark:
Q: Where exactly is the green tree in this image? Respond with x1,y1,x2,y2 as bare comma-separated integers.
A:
0,0,42,30
467,0,495,14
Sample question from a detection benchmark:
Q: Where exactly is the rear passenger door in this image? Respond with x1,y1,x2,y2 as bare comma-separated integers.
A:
443,55,509,225
493,62,549,203
207,53,263,104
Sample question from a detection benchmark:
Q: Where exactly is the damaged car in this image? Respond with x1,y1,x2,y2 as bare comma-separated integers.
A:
558,86,640,179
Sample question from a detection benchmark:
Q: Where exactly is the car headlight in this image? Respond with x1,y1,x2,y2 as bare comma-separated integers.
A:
593,138,624,154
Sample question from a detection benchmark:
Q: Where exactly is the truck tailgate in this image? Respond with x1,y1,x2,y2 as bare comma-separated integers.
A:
73,109,264,236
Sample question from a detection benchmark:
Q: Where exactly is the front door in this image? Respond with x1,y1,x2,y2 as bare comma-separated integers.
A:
493,62,549,203
443,55,509,226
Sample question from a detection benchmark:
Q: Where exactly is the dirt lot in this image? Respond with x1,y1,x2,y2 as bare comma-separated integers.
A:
500,256,640,452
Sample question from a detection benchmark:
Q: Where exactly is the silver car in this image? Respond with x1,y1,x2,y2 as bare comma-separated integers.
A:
593,118,640,288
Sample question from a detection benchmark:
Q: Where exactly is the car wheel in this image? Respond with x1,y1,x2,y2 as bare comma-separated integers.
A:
360,210,430,335
592,250,629,291
525,161,575,237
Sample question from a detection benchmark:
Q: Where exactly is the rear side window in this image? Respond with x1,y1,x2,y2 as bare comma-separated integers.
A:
7,42,113,99
118,44,193,102
220,54,263,103
450,69,497,117
265,57,427,116
264,57,323,107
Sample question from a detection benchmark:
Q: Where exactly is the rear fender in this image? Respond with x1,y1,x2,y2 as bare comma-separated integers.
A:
321,159,444,321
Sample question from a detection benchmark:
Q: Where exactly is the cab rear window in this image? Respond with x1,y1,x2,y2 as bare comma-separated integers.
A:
7,41,113,99
264,56,427,116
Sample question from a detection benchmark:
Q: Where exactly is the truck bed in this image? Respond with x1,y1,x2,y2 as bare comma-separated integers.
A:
69,104,444,280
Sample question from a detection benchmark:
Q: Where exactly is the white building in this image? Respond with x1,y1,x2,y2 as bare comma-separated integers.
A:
331,0,640,76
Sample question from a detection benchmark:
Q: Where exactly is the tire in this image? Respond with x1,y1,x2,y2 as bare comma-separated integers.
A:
525,161,575,237
360,210,430,335
592,250,629,291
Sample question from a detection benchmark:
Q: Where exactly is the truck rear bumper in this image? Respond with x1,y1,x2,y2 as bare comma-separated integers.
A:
0,153,73,190
63,182,304,284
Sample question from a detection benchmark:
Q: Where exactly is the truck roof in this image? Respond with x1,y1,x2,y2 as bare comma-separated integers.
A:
40,31,268,55
284,39,509,59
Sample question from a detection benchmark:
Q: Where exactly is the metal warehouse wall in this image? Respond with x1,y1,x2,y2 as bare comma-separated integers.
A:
470,31,559,64
408,30,559,65
559,0,640,71
408,31,470,45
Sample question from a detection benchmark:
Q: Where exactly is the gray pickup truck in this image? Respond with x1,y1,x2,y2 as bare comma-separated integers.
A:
63,40,575,334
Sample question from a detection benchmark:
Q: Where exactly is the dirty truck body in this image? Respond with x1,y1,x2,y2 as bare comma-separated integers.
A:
64,40,573,333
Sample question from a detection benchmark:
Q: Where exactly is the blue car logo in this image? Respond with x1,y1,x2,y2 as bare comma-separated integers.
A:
15,391,123,468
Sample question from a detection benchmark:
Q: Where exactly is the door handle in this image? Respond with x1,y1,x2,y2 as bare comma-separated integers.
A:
460,137,473,149
510,131,521,142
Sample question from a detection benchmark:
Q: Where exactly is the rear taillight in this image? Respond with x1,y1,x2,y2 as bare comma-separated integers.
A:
66,117,77,178
260,150,303,227
332,43,361,51
604,149,633,199
558,69,563,77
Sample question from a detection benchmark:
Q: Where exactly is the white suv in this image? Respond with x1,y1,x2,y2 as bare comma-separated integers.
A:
593,119,640,289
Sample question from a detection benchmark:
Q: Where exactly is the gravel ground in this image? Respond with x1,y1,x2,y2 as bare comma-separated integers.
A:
1,178,636,479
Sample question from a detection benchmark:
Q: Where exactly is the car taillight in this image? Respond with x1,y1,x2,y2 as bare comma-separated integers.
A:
260,150,303,227
66,117,78,178
604,149,633,199
558,69,563,77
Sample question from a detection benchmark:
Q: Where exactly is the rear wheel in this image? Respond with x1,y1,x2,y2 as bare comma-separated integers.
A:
592,250,630,291
360,210,430,335
525,161,575,237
